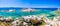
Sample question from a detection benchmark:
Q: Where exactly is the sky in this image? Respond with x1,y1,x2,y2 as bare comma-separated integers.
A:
0,0,60,8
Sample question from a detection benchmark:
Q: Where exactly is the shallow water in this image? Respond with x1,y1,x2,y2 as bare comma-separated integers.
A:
0,8,58,19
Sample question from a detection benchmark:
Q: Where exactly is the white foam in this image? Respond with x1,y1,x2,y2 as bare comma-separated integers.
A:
22,8,37,12
8,9,15,12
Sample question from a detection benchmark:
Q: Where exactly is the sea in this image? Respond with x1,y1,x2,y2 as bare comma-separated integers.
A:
0,7,59,19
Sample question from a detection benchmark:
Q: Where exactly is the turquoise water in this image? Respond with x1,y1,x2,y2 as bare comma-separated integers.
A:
0,9,57,19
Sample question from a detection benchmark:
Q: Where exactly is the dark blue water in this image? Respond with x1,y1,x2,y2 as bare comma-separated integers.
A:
0,7,57,10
